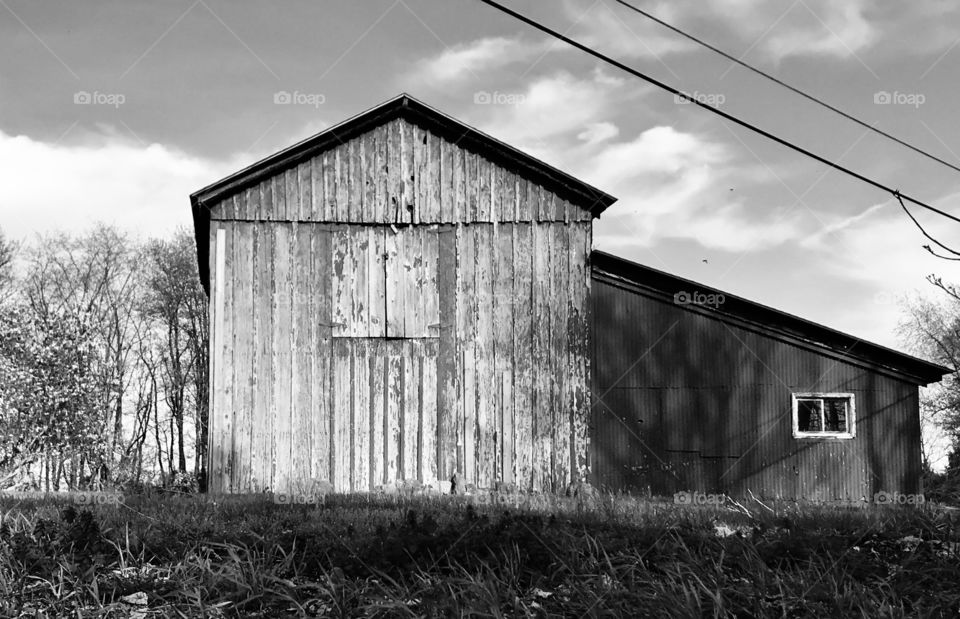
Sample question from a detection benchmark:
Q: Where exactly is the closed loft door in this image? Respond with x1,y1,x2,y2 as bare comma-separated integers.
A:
330,225,440,338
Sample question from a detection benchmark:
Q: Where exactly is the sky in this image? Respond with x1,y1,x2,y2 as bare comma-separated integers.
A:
1,2,958,400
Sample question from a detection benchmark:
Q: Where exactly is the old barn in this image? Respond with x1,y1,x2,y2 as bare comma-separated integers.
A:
191,94,949,501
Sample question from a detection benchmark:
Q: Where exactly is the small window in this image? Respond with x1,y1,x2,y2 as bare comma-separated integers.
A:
792,393,855,439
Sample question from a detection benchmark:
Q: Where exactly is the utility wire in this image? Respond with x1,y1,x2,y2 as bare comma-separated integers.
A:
894,192,960,261
613,0,960,176
477,0,960,226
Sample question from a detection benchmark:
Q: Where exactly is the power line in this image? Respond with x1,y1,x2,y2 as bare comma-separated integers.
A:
895,192,960,261
477,0,960,226
613,0,960,176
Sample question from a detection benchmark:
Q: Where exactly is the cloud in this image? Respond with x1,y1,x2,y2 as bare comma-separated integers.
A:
0,129,229,242
562,0,695,60
577,122,619,145
758,1,877,61
473,68,632,158
414,36,547,83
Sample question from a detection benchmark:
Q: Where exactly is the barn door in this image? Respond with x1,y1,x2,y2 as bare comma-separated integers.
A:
331,225,439,337
328,225,440,491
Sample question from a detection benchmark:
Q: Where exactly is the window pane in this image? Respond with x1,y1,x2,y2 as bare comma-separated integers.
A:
797,399,822,432
824,398,848,432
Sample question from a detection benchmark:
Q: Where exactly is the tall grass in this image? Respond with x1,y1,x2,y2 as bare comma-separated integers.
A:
0,492,957,617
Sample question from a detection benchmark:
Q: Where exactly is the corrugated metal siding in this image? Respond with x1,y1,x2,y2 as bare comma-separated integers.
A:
206,117,595,494
590,272,922,501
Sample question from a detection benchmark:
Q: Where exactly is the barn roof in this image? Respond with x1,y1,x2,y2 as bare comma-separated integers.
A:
591,250,952,386
191,93,618,290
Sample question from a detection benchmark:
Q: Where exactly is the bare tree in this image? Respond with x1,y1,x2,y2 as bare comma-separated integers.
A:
899,275,960,470
141,229,208,481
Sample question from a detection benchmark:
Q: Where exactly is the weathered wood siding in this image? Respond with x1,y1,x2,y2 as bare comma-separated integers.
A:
590,273,923,502
206,117,593,493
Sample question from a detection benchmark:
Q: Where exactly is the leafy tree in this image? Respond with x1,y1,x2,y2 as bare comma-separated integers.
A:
0,305,102,489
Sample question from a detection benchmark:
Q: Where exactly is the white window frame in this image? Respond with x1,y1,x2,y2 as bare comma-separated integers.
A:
791,392,855,439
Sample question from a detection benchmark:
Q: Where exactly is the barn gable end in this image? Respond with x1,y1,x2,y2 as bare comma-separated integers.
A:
194,94,613,494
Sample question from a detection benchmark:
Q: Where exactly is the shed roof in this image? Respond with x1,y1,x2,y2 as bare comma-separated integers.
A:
191,93,618,290
591,250,952,386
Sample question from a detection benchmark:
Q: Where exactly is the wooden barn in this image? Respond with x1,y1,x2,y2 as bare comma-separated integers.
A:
191,94,949,501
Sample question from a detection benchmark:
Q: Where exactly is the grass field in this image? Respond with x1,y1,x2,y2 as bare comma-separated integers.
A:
0,490,958,617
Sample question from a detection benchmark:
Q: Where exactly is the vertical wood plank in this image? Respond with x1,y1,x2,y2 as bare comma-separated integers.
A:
413,124,426,225
552,223,570,489
385,229,404,337
403,341,421,481
336,145,349,222
332,338,352,491
253,226,275,490
244,186,259,221
437,227,458,481
405,227,424,337
454,146,465,222
292,224,312,490
463,346,476,485
369,228,386,337
323,151,335,222
353,227,370,336
494,223,515,485
505,172,518,223
440,137,454,223
513,178,527,223
298,161,312,222
313,225,332,482
386,342,402,483
371,126,383,223
427,131,442,223
575,223,591,481
422,340,438,486
331,229,350,337
423,226,440,336
364,131,377,223
502,372,514,485
387,120,402,223
274,175,287,223
371,341,386,486
285,167,298,221
465,152,479,222
459,225,476,342
210,226,227,491
233,223,254,491
512,223,533,490
354,339,370,491
477,156,492,222
475,225,494,488
310,155,323,221
260,179,274,222
533,222,551,491
401,120,415,223
349,138,360,222
272,223,292,493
